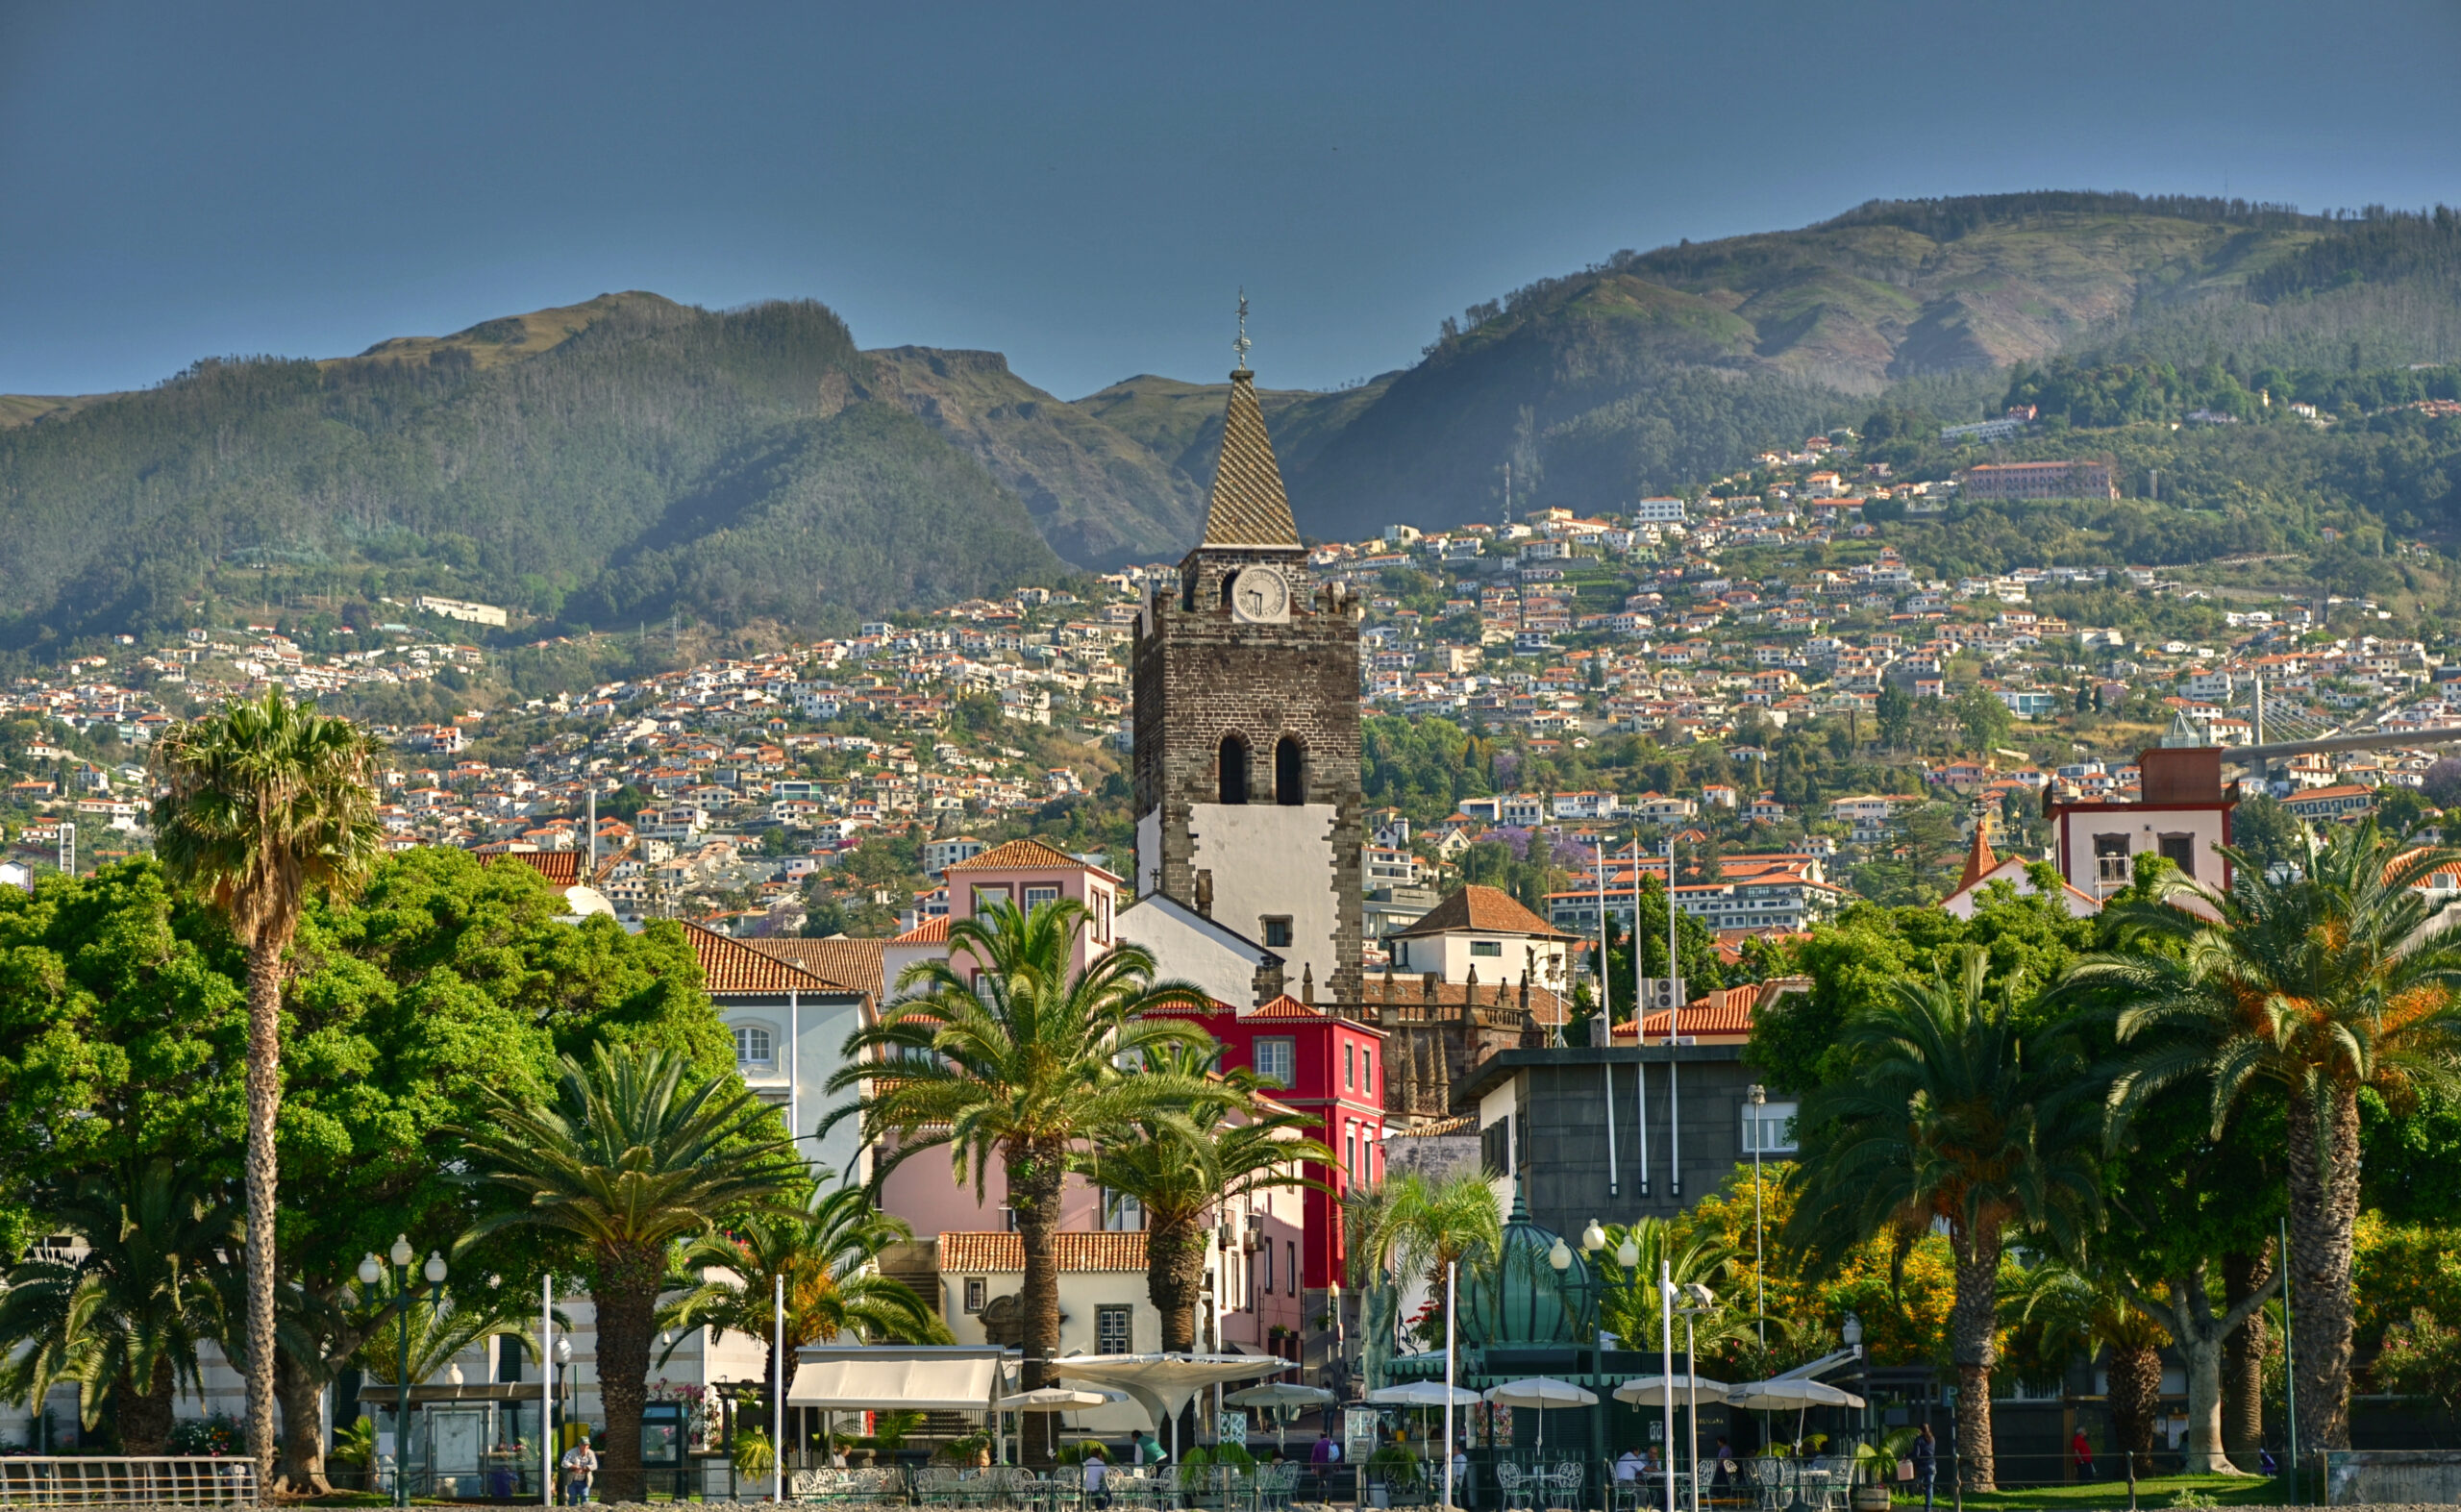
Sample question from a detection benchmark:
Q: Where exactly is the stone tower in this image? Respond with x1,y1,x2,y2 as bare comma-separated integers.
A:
1132,359,1364,1005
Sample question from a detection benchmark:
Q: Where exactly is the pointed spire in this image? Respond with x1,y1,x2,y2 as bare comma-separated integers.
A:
1959,811,2000,892
1200,315,1302,548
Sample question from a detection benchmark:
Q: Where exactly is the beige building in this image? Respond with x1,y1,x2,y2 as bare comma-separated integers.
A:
1382,884,1576,990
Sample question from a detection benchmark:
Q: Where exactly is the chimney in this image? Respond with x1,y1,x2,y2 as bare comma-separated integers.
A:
1302,963,1316,1004
1194,869,1213,918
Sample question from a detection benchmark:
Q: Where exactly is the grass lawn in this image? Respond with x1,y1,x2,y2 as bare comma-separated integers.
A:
1896,1472,2295,1508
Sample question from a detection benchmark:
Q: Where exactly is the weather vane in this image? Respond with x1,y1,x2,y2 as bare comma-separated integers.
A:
1233,288,1251,370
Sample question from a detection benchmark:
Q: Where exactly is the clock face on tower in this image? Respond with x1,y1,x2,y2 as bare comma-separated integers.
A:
1229,566,1292,624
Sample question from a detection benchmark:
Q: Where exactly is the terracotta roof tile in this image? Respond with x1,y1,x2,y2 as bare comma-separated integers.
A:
892,916,952,944
1246,994,1330,1021
1391,884,1575,941
938,1231,1149,1274
746,937,885,1000
946,838,1119,881
684,920,845,995
482,850,582,887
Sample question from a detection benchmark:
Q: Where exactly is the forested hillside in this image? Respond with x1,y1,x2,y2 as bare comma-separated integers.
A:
0,294,1060,650
7,194,2461,652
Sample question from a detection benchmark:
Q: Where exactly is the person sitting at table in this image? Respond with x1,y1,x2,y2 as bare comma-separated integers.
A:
1711,1438,1735,1491
1084,1447,1111,1510
1642,1447,1665,1477
1615,1449,1646,1485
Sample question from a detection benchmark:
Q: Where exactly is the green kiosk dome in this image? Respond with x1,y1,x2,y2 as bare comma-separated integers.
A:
1465,1184,1594,1347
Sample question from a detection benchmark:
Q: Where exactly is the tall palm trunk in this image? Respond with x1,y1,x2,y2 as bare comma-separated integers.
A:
275,1344,333,1493
1949,1227,2001,1491
1012,1138,1067,1468
594,1239,666,1502
2107,1341,2162,1477
2285,1085,2362,1450
2222,1250,2273,1462
1149,1215,1207,1353
118,1355,179,1456
242,926,292,1490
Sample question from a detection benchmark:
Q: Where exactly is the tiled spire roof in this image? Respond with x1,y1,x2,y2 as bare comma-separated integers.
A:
1200,369,1301,548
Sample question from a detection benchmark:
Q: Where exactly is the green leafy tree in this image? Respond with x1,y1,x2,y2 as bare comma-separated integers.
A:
2004,1258,2169,1475
2074,820,2461,1451
2374,1308,2461,1427
149,690,386,1482
459,1044,805,1500
0,1159,236,1453
826,898,1213,1465
1078,1043,1332,1353
1951,688,2013,756
1591,1218,1750,1358
1784,947,2101,1490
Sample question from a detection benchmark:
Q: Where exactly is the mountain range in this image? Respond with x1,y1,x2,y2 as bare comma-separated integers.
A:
4,191,2459,651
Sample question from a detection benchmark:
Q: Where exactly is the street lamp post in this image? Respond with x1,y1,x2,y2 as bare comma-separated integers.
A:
1677,1284,1718,1512
360,1236,448,1510
1744,1085,1766,1350
1840,1313,1865,1455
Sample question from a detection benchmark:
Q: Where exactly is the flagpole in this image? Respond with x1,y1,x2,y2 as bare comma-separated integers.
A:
1443,1262,1457,1511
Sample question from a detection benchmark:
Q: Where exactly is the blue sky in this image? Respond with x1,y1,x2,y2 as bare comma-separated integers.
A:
3,0,2456,400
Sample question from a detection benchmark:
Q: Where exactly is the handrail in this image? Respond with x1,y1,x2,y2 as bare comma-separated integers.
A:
0,1457,259,1506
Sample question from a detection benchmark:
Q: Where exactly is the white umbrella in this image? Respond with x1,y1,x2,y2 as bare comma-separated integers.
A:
999,1387,1128,1410
1367,1382,1482,1407
1723,1378,1863,1411
1482,1377,1598,1409
1230,1381,1335,1452
1482,1376,1598,1455
1056,1353,1292,1463
1613,1375,1731,1407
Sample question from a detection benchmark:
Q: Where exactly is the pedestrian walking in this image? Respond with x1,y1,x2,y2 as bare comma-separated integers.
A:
1912,1424,1937,1512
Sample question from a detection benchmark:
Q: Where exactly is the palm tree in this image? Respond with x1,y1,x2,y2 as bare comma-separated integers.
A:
664,1176,951,1405
459,1043,805,1500
1076,1043,1332,1351
2073,819,2461,1451
1592,1218,1750,1361
1350,1170,1504,1297
151,688,385,1479
0,1160,236,1454
352,1270,549,1389
1784,947,2101,1491
2006,1258,2169,1476
825,897,1214,1464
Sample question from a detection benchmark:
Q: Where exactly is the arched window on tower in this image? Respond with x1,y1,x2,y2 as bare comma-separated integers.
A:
1218,734,1250,805
1219,570,1240,609
1275,736,1305,806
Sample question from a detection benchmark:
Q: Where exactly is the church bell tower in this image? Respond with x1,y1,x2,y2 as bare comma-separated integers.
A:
1132,312,1364,1005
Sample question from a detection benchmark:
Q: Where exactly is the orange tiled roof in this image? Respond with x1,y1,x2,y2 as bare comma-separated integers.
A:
938,1230,1149,1274
1246,994,1330,1021
481,849,583,887
1624,983,1759,1040
946,838,1119,881
746,937,885,1001
684,920,848,995
1391,884,1575,941
893,916,952,944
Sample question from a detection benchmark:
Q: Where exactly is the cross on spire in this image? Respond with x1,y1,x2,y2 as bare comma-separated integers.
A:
1233,288,1251,372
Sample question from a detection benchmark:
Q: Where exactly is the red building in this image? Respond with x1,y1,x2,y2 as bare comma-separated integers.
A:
1161,995,1387,1297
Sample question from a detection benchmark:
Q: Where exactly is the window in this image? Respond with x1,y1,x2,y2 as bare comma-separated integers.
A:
972,883,1013,914
1253,1037,1295,1086
497,1334,525,1382
2158,833,2197,878
963,1277,987,1314
1094,888,1112,944
1262,916,1293,949
1362,1050,1374,1097
1262,1238,1274,1295
1344,1043,1355,1090
733,1026,775,1072
1219,570,1240,609
1096,1304,1133,1355
2093,833,2132,885
1102,1187,1145,1231
1218,734,1249,805
1023,884,1060,911
1286,1240,1297,1295
1275,737,1305,806
1479,1120,1508,1177
1471,939,1504,958
1346,1126,1358,1186
1743,1099,1799,1154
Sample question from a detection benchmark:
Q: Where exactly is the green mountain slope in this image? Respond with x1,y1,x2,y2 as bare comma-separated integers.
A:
859,346,1202,565
1285,194,2461,538
0,294,1061,648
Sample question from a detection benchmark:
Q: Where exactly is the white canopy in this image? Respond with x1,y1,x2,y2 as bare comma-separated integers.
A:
1367,1382,1482,1407
1481,1377,1599,1409
1724,1377,1865,1411
1613,1375,1730,1407
790,1346,1014,1411
1226,1382,1335,1409
1053,1352,1292,1429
